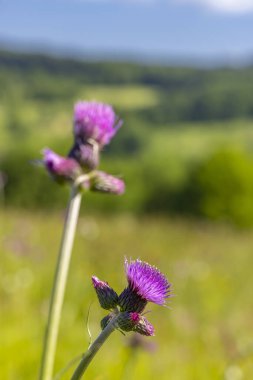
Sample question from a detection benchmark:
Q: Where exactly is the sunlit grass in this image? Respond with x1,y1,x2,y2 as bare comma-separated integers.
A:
1,209,253,379
79,85,160,110
151,119,253,163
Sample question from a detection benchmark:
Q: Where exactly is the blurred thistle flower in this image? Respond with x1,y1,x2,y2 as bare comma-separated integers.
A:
90,171,125,195
42,148,82,184
69,101,122,171
41,102,125,194
126,333,157,352
92,276,119,310
41,149,125,195
119,259,171,313
73,101,122,148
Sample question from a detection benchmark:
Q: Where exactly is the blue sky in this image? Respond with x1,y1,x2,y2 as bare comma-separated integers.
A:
1,0,253,63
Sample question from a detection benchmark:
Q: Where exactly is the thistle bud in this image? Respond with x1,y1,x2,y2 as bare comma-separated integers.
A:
133,316,155,336
42,148,82,184
92,276,119,310
68,140,99,171
90,171,125,195
117,312,140,332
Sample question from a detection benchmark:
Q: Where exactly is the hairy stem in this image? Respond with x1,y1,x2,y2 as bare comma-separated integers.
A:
71,312,120,380
39,186,82,380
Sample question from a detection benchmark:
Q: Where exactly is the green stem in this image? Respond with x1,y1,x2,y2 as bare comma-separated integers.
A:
71,312,120,380
39,186,82,380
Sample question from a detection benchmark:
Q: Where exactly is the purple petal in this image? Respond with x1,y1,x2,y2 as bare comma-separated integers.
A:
125,258,171,305
73,101,121,147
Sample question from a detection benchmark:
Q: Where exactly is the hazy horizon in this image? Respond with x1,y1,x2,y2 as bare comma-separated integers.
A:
2,39,253,69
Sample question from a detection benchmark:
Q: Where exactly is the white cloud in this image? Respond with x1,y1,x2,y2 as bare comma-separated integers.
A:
175,0,253,13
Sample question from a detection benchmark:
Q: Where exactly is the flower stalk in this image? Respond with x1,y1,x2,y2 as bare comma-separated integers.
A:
39,185,82,380
38,101,124,379
71,311,120,380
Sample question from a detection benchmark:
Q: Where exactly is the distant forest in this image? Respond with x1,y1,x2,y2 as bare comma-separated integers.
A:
1,49,253,124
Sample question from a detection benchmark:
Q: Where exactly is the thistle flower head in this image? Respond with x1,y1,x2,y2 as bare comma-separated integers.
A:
125,259,171,305
119,259,171,312
73,101,122,147
42,148,81,183
92,276,119,310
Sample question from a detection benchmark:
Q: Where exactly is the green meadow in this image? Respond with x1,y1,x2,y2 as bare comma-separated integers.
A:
1,210,253,379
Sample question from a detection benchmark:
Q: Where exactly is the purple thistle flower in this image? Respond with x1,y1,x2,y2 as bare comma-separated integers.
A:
43,148,82,183
91,171,125,195
92,276,119,310
119,259,171,313
73,101,122,147
126,259,171,305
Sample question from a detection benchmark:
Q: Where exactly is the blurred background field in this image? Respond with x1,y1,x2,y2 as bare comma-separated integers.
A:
2,1,253,379
2,210,253,379
3,51,253,225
